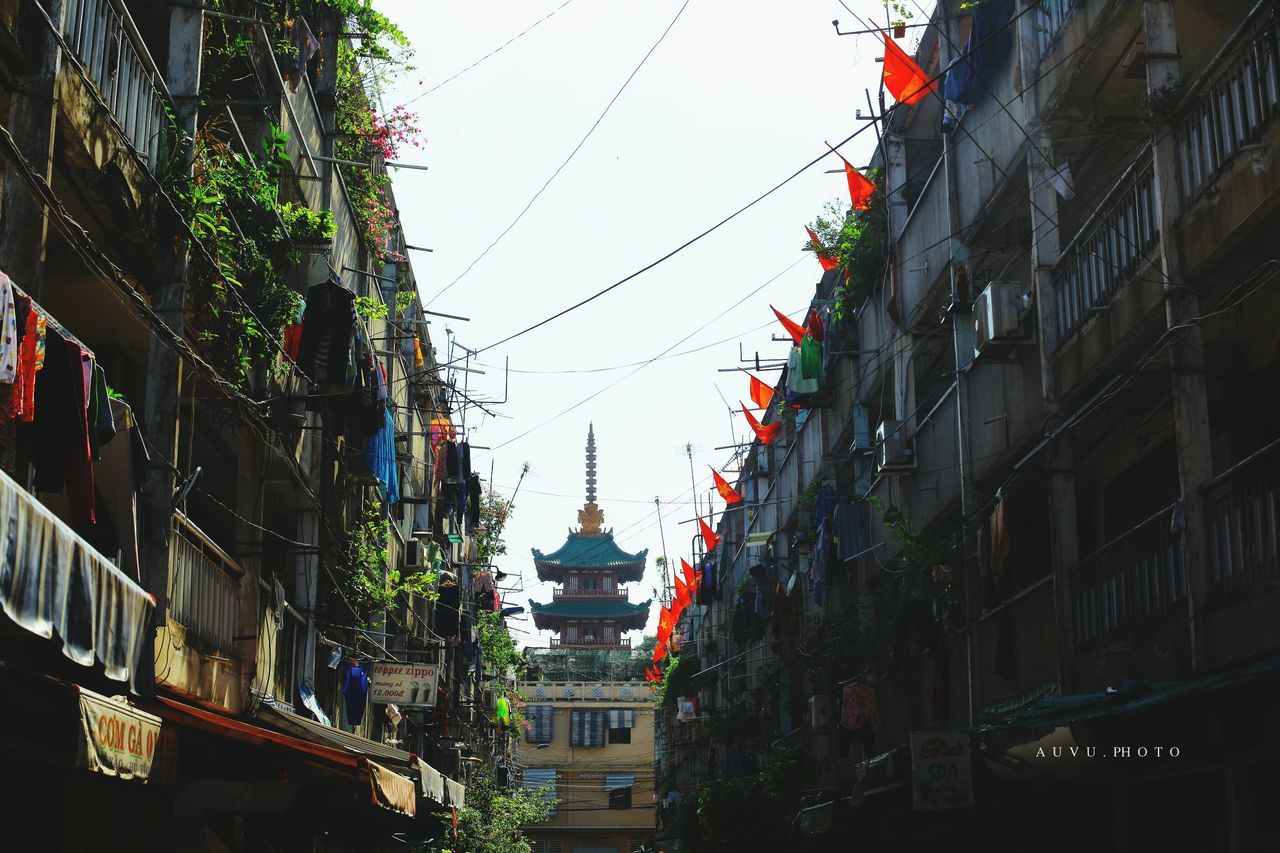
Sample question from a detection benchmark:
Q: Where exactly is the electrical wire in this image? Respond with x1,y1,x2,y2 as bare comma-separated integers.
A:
426,0,695,307
403,0,581,103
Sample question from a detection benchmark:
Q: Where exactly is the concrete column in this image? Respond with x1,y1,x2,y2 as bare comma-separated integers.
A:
234,429,265,705
139,5,203,615
0,0,64,297
1144,0,1214,671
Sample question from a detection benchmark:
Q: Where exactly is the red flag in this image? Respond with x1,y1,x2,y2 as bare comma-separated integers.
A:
698,518,720,552
883,33,937,106
682,559,698,593
771,305,808,346
711,468,742,504
742,404,782,445
748,373,774,410
841,155,875,211
806,309,825,343
804,227,840,271
653,640,667,663
674,574,690,609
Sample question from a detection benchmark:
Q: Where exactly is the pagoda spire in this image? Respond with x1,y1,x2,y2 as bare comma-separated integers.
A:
576,423,607,535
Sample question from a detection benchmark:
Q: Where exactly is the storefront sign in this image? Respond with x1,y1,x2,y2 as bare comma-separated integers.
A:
369,661,438,707
78,689,161,781
909,729,974,811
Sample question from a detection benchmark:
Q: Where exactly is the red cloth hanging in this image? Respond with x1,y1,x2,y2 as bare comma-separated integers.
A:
805,309,825,343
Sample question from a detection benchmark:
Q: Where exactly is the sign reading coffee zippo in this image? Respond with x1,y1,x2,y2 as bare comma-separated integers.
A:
910,729,974,811
369,661,439,707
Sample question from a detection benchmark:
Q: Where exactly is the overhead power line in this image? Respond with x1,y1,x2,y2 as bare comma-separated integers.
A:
426,0,695,307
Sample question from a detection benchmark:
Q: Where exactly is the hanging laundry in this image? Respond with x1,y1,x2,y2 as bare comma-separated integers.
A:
840,683,879,731
11,293,46,423
413,335,426,368
805,309,825,343
27,330,95,525
434,581,460,638
364,407,400,504
800,334,824,381
833,501,869,562
284,16,319,92
989,498,1011,586
341,657,371,727
296,278,357,387
785,347,820,399
86,362,116,461
466,473,482,529
283,300,305,361
0,272,18,382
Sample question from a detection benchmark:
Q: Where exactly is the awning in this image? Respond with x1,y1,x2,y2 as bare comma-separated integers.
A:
77,686,161,781
0,468,153,693
363,758,416,817
418,757,446,806
255,698,417,771
605,773,636,791
745,530,774,547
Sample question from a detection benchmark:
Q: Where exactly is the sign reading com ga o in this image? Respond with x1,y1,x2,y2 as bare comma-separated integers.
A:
78,690,161,781
369,661,439,707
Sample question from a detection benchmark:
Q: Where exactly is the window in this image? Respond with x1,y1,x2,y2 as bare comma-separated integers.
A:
606,708,635,743
608,726,632,744
570,710,606,747
606,773,636,809
526,705,553,743
530,841,563,853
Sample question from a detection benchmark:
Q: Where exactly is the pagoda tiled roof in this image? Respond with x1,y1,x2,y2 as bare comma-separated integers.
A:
531,533,647,582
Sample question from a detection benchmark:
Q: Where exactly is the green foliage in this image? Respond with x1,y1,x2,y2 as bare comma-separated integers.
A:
475,492,511,566
279,202,336,243
444,770,553,853
354,294,389,320
477,610,526,679
1141,75,1191,128
341,498,437,624
316,0,408,60
807,170,889,321
689,749,801,852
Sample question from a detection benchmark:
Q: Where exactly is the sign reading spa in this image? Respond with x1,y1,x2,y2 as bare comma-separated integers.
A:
369,661,439,707
910,729,974,811
78,689,161,781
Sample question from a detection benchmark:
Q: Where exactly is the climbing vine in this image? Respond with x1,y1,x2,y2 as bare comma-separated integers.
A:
807,169,889,321
341,498,438,624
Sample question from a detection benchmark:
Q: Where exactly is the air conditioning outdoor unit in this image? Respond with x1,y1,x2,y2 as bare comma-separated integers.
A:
403,538,422,569
974,281,1026,354
875,420,915,473
808,695,833,730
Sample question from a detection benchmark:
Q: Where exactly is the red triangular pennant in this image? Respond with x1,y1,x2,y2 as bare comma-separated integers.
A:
804,227,840,271
698,518,720,552
742,404,782,445
711,468,742,504
771,305,808,345
883,32,937,106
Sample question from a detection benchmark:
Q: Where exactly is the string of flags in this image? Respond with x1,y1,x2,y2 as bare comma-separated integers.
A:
648,30,937,685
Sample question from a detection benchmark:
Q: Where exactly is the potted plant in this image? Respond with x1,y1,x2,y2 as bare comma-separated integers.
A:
279,202,337,250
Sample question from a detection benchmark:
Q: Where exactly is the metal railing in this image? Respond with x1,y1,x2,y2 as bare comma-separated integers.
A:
1204,438,1280,597
1072,503,1185,649
61,0,169,169
549,637,633,649
552,587,630,599
1178,3,1280,203
1053,151,1159,343
168,510,242,653
1034,0,1079,59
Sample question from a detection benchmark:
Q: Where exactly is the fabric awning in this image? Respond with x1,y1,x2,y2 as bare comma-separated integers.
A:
255,699,417,771
363,758,416,817
0,468,153,692
418,757,446,806
604,773,635,791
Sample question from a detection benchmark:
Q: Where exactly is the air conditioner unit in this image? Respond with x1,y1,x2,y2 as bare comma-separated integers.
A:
875,420,915,473
808,695,833,730
403,539,423,569
974,281,1026,354
481,688,496,710
849,402,872,454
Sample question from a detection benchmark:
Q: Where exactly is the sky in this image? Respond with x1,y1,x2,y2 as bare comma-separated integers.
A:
377,0,902,650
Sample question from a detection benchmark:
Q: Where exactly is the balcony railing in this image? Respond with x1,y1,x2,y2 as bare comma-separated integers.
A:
168,510,243,653
1053,151,1159,343
549,637,632,649
1204,438,1280,598
61,0,169,169
553,587,629,599
1178,3,1280,203
1034,0,1079,59
1073,503,1186,650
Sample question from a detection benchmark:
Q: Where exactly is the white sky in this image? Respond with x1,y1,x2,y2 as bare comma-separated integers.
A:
378,0,901,649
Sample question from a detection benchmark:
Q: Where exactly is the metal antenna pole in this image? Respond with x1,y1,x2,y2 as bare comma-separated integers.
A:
685,443,702,561
655,497,671,604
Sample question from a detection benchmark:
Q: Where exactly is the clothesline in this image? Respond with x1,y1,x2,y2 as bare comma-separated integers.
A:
7,276,95,361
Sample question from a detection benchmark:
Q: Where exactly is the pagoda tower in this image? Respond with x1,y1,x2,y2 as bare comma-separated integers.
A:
530,424,650,648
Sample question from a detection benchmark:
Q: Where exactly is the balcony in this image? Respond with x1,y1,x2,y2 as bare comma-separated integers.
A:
1204,439,1280,599
552,587,629,600
1072,503,1186,650
1053,150,1160,344
168,510,243,654
548,637,632,649
1177,3,1280,205
61,0,169,169
1032,0,1078,59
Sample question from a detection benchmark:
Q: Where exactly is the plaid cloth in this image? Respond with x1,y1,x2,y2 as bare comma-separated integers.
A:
522,768,557,816
525,705,553,743
570,710,607,747
607,709,636,730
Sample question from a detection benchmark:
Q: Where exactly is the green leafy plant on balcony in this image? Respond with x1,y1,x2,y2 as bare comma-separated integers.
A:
1141,74,1191,128
806,168,889,322
341,498,438,626
279,202,337,245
